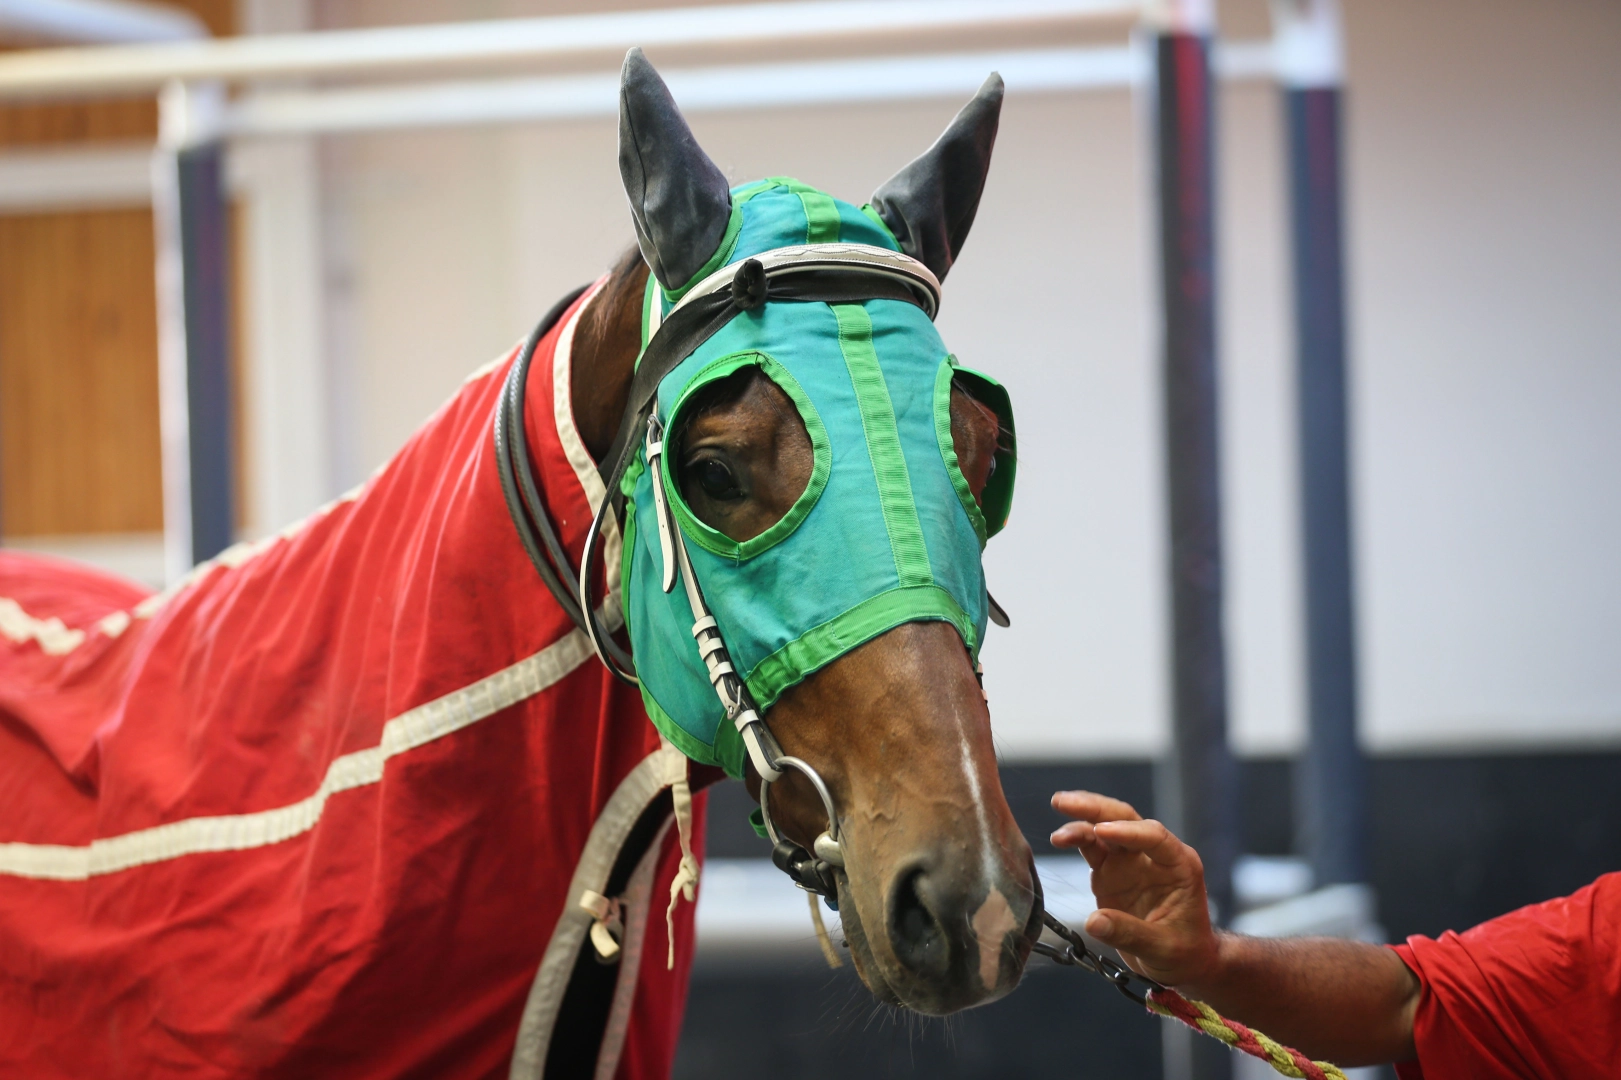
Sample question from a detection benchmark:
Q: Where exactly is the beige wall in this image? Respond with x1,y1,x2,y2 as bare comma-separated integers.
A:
302,0,1621,757
1344,0,1621,752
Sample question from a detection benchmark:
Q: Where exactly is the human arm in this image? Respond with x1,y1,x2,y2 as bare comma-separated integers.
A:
1050,791,1420,1067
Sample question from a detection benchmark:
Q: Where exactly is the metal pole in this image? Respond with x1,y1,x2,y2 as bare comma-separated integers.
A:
0,0,1142,101
1273,0,1367,887
0,0,206,46
1146,1,1236,1075
154,80,234,577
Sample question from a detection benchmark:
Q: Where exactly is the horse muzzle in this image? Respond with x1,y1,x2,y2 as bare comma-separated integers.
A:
842,842,1040,1016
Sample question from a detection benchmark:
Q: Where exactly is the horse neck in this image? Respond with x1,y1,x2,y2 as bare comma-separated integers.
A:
229,260,648,727
567,254,650,463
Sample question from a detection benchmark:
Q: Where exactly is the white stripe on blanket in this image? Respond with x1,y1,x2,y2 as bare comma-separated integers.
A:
0,628,596,881
0,597,87,655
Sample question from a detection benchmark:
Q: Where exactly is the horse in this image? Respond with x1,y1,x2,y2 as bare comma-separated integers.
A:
0,51,1036,1078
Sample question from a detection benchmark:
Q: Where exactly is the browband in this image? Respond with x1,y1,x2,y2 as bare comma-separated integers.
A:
669,242,940,320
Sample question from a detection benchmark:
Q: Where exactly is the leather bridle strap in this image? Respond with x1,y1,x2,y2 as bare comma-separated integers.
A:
493,284,596,637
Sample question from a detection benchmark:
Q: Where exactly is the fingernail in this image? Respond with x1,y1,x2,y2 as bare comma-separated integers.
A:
1088,913,1113,936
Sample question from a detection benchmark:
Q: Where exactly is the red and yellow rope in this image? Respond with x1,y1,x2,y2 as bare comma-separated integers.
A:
1146,988,1348,1080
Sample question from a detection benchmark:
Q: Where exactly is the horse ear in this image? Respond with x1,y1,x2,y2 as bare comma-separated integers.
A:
618,48,733,292
870,73,1004,282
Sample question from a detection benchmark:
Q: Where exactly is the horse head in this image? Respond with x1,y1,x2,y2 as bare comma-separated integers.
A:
570,49,1037,1016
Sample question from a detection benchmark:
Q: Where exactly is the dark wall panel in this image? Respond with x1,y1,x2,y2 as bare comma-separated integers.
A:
678,959,1162,1080
1369,752,1621,941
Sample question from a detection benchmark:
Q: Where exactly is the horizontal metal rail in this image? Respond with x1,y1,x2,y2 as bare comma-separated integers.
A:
219,42,1275,140
0,0,1141,100
0,0,205,45
0,138,150,208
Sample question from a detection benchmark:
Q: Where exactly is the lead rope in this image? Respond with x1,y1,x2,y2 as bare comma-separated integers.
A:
1039,913,1347,1080
1145,990,1346,1080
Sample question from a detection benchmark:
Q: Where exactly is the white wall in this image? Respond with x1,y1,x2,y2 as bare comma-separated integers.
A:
1344,0,1621,752
290,0,1621,759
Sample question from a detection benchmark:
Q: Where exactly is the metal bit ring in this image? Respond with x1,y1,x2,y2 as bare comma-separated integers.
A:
758,754,842,866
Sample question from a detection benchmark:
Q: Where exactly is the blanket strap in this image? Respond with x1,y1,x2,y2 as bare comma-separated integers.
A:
578,889,624,961
664,768,700,969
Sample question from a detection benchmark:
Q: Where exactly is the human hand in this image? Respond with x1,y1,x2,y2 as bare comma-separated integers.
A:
1049,791,1221,989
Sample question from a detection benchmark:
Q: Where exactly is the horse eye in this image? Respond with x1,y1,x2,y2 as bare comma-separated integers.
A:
694,458,742,501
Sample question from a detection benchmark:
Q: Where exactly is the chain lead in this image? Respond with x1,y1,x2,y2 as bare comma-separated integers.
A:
1036,910,1165,1007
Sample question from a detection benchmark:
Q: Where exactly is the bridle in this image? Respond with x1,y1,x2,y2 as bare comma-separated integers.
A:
494,243,941,902
495,249,1344,1080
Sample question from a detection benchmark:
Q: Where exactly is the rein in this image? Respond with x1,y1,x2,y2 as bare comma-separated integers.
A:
1034,912,1348,1079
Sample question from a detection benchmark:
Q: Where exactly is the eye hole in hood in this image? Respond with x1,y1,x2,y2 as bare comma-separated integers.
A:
673,364,816,547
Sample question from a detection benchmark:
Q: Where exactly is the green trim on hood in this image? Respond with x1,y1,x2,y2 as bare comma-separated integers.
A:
859,202,898,247
797,189,842,244
661,197,744,303
743,584,978,712
664,351,833,561
935,358,989,549
833,303,932,589
946,360,1017,537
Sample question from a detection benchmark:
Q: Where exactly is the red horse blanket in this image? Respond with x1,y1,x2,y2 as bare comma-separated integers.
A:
0,284,706,1078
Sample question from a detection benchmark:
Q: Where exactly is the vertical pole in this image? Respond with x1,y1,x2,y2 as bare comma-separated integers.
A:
1273,0,1367,887
238,137,331,532
1145,3,1236,1076
154,81,235,578
237,0,334,533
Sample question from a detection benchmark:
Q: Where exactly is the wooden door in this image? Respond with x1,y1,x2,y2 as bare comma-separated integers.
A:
0,207,165,536
0,0,234,546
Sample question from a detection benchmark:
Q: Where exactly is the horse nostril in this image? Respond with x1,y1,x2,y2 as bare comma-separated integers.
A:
889,866,949,977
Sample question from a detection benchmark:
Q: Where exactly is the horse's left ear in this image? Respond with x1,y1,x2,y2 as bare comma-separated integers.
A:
870,73,1004,282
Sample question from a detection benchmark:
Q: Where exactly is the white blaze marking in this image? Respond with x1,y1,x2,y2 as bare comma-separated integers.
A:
958,730,995,890
960,721,1015,988
971,888,1017,990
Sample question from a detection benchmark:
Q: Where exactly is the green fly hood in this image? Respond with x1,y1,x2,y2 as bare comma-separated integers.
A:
600,50,1017,782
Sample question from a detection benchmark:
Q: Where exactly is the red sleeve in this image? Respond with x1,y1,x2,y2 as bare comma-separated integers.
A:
1389,872,1621,1080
